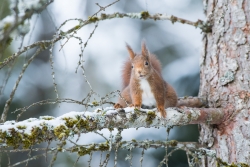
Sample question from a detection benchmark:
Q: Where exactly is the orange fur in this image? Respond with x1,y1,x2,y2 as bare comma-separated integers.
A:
122,46,162,89
115,42,177,118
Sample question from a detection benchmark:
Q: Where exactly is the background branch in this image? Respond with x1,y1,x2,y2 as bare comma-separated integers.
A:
177,96,207,108
0,11,210,69
0,0,54,56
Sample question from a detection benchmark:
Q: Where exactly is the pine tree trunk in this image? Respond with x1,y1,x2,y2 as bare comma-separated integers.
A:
199,0,250,165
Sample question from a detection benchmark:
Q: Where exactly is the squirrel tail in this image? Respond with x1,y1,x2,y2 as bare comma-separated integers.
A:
149,53,162,74
122,58,132,89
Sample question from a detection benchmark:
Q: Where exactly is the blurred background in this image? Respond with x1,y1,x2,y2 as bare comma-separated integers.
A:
0,0,205,166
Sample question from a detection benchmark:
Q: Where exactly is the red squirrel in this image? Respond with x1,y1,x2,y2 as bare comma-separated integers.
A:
114,42,177,118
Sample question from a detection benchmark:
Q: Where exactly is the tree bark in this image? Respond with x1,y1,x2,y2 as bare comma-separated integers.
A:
0,107,225,149
200,0,250,165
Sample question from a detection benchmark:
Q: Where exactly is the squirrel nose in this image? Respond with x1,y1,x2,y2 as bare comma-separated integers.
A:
138,70,141,74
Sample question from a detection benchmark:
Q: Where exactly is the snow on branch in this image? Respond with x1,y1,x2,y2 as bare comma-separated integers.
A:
0,0,53,47
0,107,225,149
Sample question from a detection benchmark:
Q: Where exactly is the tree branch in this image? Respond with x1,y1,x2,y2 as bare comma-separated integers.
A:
1,139,216,167
0,40,52,69
92,12,212,32
0,107,225,149
11,96,206,118
177,96,207,108
0,140,201,153
0,11,211,69
1,47,43,123
0,0,54,55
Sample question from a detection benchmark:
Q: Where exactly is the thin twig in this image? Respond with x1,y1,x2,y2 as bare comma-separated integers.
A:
73,156,81,167
140,148,144,167
1,47,43,123
9,153,46,167
0,10,210,70
25,147,33,167
88,152,93,167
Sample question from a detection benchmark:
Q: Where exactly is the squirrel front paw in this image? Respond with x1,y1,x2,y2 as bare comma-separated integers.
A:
114,103,123,109
129,104,141,109
157,106,166,118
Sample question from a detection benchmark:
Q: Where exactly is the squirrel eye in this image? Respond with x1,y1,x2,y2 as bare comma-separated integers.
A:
145,61,148,66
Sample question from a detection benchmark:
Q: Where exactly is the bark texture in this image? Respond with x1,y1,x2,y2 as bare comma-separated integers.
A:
200,0,250,165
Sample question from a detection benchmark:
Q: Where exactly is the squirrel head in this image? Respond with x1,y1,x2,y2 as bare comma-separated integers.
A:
126,42,153,79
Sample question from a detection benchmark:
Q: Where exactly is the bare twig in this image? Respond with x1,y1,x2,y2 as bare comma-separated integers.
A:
88,152,93,167
0,11,210,70
73,156,81,167
9,153,46,167
140,148,145,167
0,40,51,70
25,147,32,167
1,47,43,123
49,42,59,99
76,23,98,72
0,0,54,55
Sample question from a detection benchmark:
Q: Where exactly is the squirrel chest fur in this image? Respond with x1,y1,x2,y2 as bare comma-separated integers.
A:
139,79,156,106
114,42,177,118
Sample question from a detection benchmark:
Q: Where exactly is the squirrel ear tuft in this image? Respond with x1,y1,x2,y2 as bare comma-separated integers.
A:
126,43,135,60
141,41,149,58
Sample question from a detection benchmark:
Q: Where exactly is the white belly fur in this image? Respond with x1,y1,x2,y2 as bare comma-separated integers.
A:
139,79,156,106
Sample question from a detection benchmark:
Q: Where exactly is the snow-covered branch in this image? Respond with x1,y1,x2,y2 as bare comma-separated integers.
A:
0,0,53,51
0,107,225,149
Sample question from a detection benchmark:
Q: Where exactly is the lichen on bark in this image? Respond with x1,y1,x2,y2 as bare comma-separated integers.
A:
200,0,250,165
